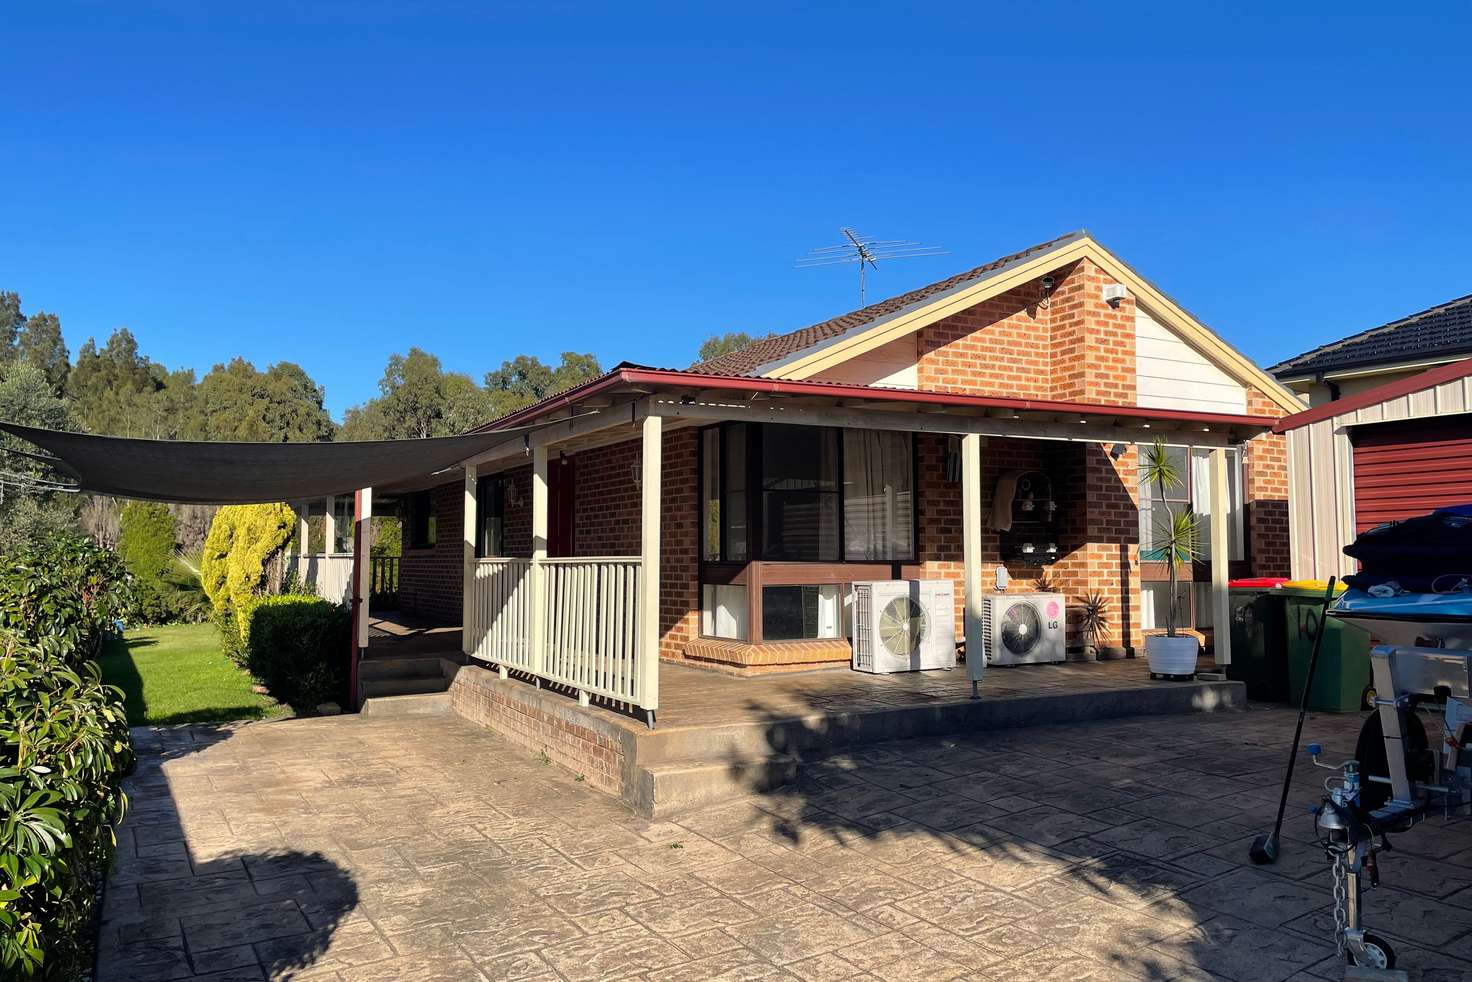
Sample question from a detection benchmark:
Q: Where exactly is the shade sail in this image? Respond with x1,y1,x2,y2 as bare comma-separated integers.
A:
0,422,529,504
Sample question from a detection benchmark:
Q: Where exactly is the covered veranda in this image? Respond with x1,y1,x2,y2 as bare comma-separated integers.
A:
448,367,1278,730
1,369,1276,726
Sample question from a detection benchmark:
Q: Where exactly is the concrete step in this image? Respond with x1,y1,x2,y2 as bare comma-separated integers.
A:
629,678,1247,774
362,674,451,699
361,691,451,716
359,656,445,680
635,752,798,818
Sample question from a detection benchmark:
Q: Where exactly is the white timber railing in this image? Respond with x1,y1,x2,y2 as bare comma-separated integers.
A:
466,556,643,707
542,557,642,704
295,553,354,604
460,414,662,724
467,558,533,670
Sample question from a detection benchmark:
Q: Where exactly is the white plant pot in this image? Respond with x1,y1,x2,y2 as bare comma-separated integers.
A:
1146,634,1200,677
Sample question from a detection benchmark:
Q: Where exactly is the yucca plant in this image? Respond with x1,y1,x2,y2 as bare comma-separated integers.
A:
1076,591,1110,655
1140,438,1201,638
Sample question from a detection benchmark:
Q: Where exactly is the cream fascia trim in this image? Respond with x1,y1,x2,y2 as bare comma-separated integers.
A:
766,235,1303,415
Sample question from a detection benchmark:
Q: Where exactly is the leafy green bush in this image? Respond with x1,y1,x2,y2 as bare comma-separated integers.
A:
0,536,134,669
132,578,212,627
0,631,132,979
117,501,176,587
245,596,350,709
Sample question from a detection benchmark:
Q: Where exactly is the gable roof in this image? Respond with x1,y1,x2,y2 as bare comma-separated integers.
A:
692,230,1303,414
690,231,1088,376
1269,293,1472,380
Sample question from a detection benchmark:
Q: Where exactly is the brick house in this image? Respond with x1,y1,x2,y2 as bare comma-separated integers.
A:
383,231,1298,722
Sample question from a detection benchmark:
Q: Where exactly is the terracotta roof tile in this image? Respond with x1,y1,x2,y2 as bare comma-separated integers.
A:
689,230,1088,376
1270,293,1472,378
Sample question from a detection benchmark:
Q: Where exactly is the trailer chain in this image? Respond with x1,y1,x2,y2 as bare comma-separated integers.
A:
1331,851,1348,956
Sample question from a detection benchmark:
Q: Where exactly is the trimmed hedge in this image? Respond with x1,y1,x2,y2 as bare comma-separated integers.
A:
0,633,132,979
245,596,350,709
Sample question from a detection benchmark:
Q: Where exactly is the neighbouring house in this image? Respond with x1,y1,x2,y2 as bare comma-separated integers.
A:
382,230,1298,690
1270,293,1472,408
1276,357,1472,580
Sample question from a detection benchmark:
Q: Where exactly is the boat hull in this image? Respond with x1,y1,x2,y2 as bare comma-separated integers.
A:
1330,589,1472,649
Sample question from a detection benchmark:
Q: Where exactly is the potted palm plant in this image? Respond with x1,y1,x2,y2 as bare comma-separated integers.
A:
1140,439,1202,678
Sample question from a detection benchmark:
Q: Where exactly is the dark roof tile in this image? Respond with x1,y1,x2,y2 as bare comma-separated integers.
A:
1269,293,1472,378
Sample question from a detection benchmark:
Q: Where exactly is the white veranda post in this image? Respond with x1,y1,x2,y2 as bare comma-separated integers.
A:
1209,448,1232,666
462,465,477,657
355,488,373,646
638,414,662,727
324,495,336,555
295,501,309,558
530,446,549,682
961,434,986,696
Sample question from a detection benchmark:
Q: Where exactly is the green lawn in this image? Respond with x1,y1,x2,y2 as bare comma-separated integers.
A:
99,623,290,726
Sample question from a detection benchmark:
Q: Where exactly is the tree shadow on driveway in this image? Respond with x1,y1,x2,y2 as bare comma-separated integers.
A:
709,694,1472,981
97,723,363,981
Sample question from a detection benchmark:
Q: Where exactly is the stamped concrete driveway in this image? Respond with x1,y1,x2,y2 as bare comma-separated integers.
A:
100,705,1472,981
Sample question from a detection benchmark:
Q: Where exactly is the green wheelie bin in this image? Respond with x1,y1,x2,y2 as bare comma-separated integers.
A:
1226,578,1289,702
1281,580,1373,712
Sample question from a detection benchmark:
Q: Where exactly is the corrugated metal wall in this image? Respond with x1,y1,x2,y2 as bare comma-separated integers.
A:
1286,367,1472,579
1352,419,1472,531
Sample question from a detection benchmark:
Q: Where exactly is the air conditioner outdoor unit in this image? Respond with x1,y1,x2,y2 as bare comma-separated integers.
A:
978,592,1066,668
851,580,956,674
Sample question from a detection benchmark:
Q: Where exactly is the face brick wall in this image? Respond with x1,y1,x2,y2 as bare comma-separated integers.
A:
572,438,642,557
397,481,464,623
916,261,1137,407
917,285,1053,399
1245,388,1291,578
913,435,1137,653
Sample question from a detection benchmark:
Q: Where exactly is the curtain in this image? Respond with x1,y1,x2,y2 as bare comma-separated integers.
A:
1190,450,1213,561
843,431,913,560
1189,449,1244,561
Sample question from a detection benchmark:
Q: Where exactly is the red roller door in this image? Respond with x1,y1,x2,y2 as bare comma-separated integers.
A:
1352,416,1472,532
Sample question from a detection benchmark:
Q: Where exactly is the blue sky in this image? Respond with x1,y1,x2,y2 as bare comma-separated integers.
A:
4,4,1469,419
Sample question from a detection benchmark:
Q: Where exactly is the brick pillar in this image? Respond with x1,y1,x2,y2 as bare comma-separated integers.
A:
1245,388,1291,578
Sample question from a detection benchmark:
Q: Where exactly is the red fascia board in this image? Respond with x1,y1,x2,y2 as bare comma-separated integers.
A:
1274,357,1472,433
486,367,1280,432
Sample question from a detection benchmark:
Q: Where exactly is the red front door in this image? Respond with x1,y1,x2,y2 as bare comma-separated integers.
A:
547,457,576,557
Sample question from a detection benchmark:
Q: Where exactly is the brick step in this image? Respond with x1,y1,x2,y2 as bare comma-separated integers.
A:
635,752,799,818
361,691,452,716
359,656,445,680
362,674,451,700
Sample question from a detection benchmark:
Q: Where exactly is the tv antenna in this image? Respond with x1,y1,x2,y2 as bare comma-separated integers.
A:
796,228,947,305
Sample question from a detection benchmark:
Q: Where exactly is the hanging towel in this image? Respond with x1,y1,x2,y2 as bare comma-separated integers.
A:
990,469,1027,532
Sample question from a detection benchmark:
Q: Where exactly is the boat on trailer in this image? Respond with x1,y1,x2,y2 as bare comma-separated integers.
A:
1304,505,1472,970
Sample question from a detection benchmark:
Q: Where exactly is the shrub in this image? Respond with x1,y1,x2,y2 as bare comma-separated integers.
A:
245,596,350,709
117,501,176,588
0,631,132,979
201,503,294,649
0,536,134,669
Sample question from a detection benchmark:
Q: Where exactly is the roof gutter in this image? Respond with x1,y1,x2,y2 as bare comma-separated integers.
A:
1274,356,1472,433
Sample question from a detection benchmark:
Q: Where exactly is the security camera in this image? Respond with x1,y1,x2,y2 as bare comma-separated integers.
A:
1040,275,1056,292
